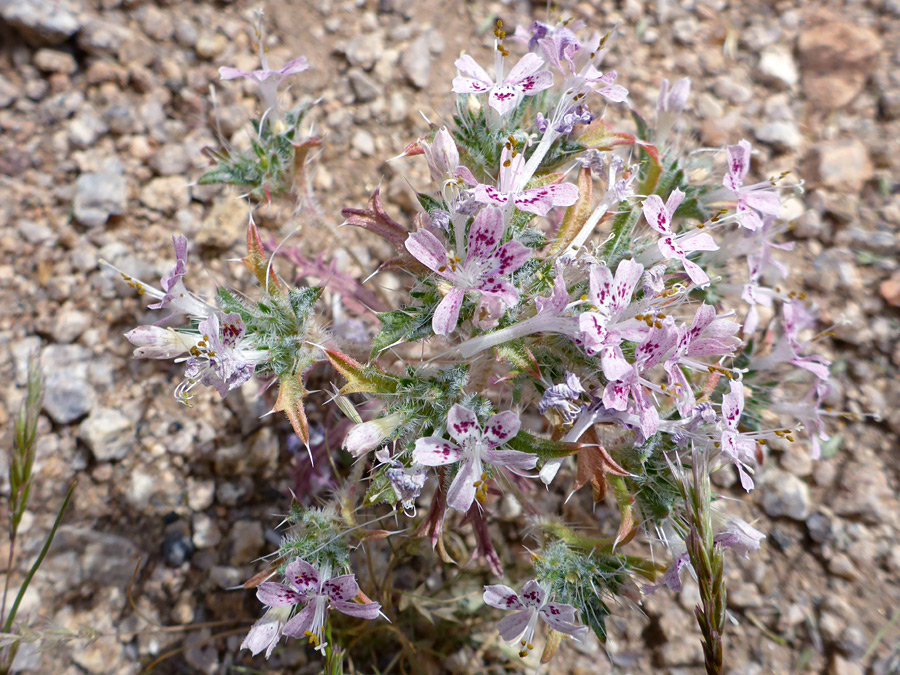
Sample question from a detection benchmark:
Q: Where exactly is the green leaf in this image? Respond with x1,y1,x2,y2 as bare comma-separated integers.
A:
371,293,440,356
506,431,582,460
289,287,323,323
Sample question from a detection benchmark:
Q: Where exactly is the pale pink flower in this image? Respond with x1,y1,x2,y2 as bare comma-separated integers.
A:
452,52,553,116
723,140,780,231
413,404,535,511
219,56,309,113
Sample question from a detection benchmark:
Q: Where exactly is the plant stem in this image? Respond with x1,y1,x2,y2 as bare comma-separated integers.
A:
685,456,726,675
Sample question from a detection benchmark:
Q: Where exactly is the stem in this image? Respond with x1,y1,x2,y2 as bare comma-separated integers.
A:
684,455,726,675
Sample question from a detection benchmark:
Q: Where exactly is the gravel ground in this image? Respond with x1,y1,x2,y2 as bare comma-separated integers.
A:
1,0,899,673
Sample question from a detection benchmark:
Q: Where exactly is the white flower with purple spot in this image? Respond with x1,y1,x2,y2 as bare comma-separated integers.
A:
242,559,380,657
452,52,553,116
219,56,309,115
720,379,756,491
404,206,530,336
723,140,780,231
642,188,719,288
483,580,587,657
413,404,536,511
470,145,580,216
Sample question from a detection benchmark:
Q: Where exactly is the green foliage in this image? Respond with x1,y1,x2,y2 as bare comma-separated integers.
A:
371,288,442,357
617,435,681,525
281,505,351,572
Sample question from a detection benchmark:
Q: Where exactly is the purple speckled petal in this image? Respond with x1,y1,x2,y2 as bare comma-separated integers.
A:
642,195,670,235
405,230,451,277
726,139,751,184
483,585,525,611
466,207,503,262
483,411,521,446
324,575,359,602
282,604,314,638
414,437,462,466
446,458,477,511
284,559,320,596
497,609,532,641
256,582,305,608
519,580,546,608
331,599,381,619
488,85,521,116
446,404,481,443
432,286,465,336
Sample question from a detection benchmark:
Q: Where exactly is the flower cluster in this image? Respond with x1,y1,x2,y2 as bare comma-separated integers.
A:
113,14,832,671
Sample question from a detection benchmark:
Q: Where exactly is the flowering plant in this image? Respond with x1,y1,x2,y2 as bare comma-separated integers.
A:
112,14,833,673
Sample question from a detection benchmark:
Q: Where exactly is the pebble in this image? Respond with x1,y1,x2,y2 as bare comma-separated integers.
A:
760,470,811,521
352,128,376,156
804,140,874,193
400,35,432,89
878,91,900,121
229,520,264,565
879,271,900,307
44,526,141,589
0,74,17,108
343,34,383,71
52,305,91,343
755,45,798,90
73,172,128,228
755,121,802,152
195,32,228,60
77,17,134,57
150,143,190,176
139,176,190,214
0,0,82,46
78,407,135,461
68,106,110,149
805,512,834,543
798,9,882,110
162,532,195,567
195,198,247,248
42,344,96,423
348,69,380,103
33,48,77,75
192,513,222,549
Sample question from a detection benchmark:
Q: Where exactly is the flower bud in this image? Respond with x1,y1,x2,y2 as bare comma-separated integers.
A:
421,127,459,183
125,326,197,360
343,413,404,457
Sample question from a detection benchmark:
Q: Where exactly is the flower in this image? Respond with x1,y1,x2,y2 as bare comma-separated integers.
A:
538,371,585,424
483,580,587,656
720,379,756,491
421,126,461,184
413,404,536,511
243,559,381,657
714,518,765,558
176,312,257,401
470,145,579,216
657,77,691,113
723,140,780,231
342,413,405,457
642,188,718,287
219,56,309,114
404,206,530,335
452,52,553,116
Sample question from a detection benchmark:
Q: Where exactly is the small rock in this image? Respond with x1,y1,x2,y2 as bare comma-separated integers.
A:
140,176,190,214
209,565,242,589
44,526,141,589
348,69,380,103
150,144,190,176
727,582,764,609
805,512,834,543
78,407,134,461
830,655,864,675
828,553,859,580
0,75,17,108
77,17,133,56
880,271,900,307
756,45,799,90
0,0,82,46
229,520,264,565
126,468,155,510
351,129,376,156
196,198,247,248
878,91,900,121
804,140,873,192
761,470,811,520
343,34,383,70
163,532,195,567
33,48,77,74
837,625,867,660
192,513,222,549
401,35,431,89
42,344,95,423
798,9,882,110
755,121,803,152
68,106,109,149
195,32,228,60
52,305,91,343
74,172,127,228
19,219,54,244
71,636,123,674
187,479,216,511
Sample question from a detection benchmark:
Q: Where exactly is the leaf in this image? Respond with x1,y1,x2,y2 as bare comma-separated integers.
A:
291,136,322,197
506,431,582,460
363,468,397,507
325,349,399,395
577,119,637,151
288,286,323,323
274,370,310,445
341,188,410,255
242,220,287,297
371,299,439,357
574,428,629,502
493,339,541,379
608,475,637,552
541,629,564,665
549,167,594,255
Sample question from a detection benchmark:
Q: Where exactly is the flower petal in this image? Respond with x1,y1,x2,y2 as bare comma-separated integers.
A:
454,55,493,87
331,599,382,619
742,189,780,216
681,232,719,253
473,184,509,208
466,206,504,261
726,139,751,184
476,277,519,307
241,615,283,657
413,437,463,466
324,575,360,602
484,240,531,277
519,580,546,608
432,286,465,336
483,411,521,446
483,585,525,611
447,404,481,443
681,258,710,287
642,195,670,234
497,609,533,642
611,258,644,317
282,604,314,638
257,582,305,608
589,264,613,310
446,458,477,511
405,230,451,276
284,559,320,596
483,448,537,471
504,52,545,85
488,85,521,116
